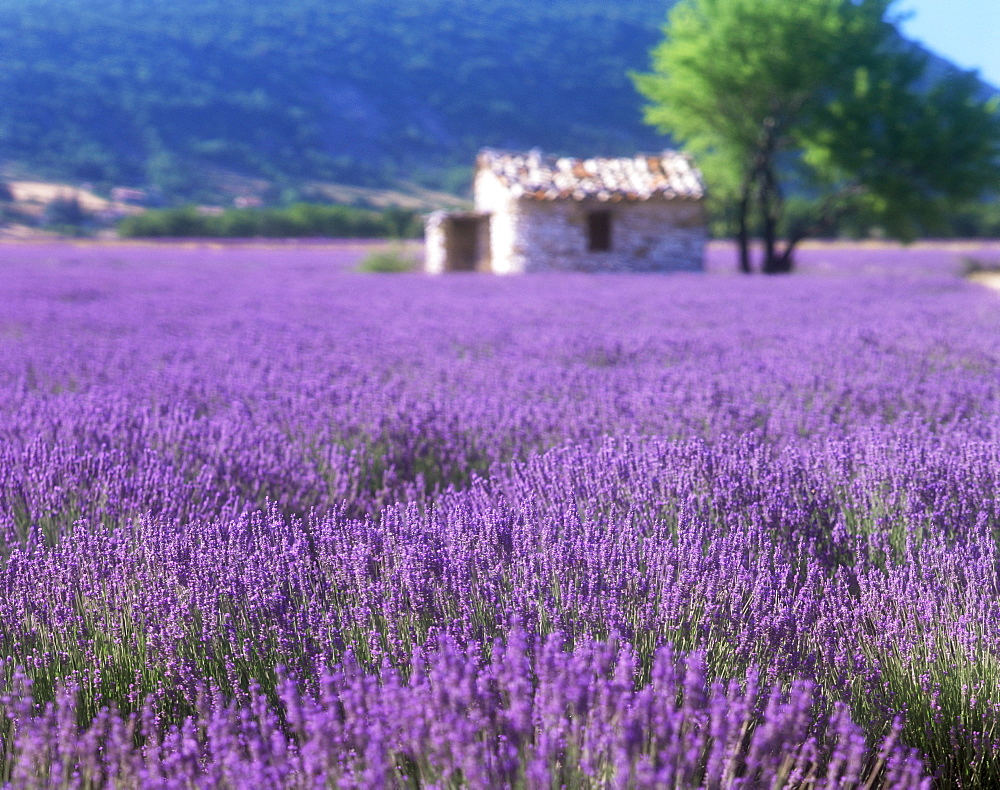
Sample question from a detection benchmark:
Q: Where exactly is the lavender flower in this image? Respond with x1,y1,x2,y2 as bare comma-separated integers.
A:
0,241,997,785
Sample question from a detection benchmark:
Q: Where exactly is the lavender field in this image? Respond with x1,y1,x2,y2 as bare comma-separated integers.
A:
0,241,999,788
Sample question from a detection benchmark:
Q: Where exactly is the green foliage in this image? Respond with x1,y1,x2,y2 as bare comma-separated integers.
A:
117,203,422,239
633,0,1000,271
40,195,95,236
357,245,420,273
3,0,997,230
0,0,670,200
42,195,87,227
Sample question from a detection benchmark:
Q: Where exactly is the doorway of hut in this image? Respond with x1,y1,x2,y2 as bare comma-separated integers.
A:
445,214,490,272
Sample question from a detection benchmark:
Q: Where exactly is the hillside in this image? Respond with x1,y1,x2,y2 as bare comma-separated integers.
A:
0,0,995,210
0,0,672,203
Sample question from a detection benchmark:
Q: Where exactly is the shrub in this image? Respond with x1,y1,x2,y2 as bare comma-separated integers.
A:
117,202,423,239
357,245,419,273
43,196,87,227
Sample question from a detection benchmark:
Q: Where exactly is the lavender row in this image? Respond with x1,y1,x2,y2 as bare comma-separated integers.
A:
1,249,999,784
1,257,997,536
0,634,929,789
0,432,996,783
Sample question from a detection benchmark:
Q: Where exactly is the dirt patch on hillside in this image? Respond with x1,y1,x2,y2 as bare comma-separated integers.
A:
8,181,114,212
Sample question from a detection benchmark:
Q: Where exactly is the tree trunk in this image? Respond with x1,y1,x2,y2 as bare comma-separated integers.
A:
759,177,781,273
759,161,790,274
737,190,751,273
760,205,778,273
774,240,797,272
772,183,865,273
752,125,790,275
766,251,794,273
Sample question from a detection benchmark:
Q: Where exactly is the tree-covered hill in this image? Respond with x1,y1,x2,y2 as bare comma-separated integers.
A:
0,0,673,202
0,0,995,209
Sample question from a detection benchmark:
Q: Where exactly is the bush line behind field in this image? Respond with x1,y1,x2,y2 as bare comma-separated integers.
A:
117,202,424,239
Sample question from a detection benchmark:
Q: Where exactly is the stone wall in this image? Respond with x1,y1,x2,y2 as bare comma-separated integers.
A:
501,198,705,274
424,211,448,274
427,167,707,275
474,170,521,275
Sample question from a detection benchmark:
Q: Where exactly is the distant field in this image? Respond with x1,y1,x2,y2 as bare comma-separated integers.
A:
0,242,997,786
3,236,999,277
0,237,399,272
705,238,1000,276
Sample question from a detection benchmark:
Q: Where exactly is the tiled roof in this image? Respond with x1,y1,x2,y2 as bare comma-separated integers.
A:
477,148,705,202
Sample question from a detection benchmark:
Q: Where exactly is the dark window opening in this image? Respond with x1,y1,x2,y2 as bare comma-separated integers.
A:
588,211,612,252
447,217,481,271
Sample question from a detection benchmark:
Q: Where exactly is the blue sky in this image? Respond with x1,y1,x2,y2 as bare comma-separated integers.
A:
897,0,1000,87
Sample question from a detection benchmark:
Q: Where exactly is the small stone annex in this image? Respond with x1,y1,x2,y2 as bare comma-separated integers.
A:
425,148,706,274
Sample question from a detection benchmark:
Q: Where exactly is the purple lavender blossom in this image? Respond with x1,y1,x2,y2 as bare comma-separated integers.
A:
0,240,997,785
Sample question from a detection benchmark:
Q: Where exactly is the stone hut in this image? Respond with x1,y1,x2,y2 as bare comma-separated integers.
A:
425,148,706,274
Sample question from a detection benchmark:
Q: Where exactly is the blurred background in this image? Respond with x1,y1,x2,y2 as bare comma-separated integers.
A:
0,0,996,242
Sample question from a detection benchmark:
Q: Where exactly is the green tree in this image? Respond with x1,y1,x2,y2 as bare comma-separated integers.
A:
632,0,1000,273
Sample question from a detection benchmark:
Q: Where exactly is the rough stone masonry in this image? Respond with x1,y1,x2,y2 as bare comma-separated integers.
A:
425,148,707,274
